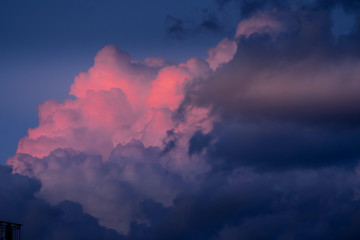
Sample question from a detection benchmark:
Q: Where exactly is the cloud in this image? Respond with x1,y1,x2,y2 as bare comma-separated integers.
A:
203,121,360,171
124,166,360,240
191,8,360,126
182,6,360,173
6,1,360,239
0,165,120,240
15,45,213,161
9,145,184,233
206,38,237,71
215,0,314,16
8,41,216,233
165,15,187,39
164,8,227,40
200,9,222,32
235,10,288,38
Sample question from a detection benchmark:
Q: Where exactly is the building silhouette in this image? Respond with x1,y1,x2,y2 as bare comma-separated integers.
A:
0,221,21,240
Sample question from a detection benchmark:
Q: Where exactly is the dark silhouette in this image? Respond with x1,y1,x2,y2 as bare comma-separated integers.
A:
0,221,21,240
5,224,12,240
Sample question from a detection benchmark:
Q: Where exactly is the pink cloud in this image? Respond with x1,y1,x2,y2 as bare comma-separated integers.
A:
14,42,217,160
206,38,237,71
9,37,220,232
235,11,286,39
147,65,190,110
70,45,156,110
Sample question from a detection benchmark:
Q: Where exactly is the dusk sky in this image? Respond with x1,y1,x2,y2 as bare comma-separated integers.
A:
1,0,360,239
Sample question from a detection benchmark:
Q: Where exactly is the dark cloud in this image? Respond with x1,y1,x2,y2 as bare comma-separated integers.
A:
161,5,360,238
200,10,222,32
164,0,360,39
315,0,360,11
164,8,225,39
161,130,178,155
8,144,186,234
180,5,360,173
122,167,360,240
216,0,360,18
165,13,223,40
7,151,360,240
215,0,302,16
190,7,360,126
0,165,120,240
165,15,187,39
205,121,360,171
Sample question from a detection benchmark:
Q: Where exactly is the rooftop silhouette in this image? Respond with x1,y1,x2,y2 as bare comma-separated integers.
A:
0,221,21,240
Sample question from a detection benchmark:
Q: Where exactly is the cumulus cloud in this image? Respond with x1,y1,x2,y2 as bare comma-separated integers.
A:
9,37,216,233
9,146,183,233
6,0,360,239
16,45,213,161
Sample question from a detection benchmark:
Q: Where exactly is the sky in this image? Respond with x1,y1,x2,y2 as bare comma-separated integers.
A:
1,0,360,239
